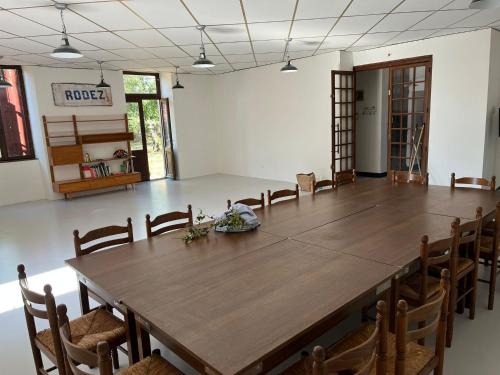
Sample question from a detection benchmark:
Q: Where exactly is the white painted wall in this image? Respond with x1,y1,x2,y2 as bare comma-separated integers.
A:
354,29,492,186
0,160,45,206
485,29,500,181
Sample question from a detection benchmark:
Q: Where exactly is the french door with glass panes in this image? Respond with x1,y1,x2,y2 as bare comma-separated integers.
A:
388,63,431,175
331,71,356,180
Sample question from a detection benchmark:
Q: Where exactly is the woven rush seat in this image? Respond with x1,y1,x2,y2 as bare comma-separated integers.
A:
37,308,126,355
399,273,441,301
281,324,434,375
120,353,183,375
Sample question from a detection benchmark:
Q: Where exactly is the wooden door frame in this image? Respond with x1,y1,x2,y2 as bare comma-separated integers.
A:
126,98,151,181
352,55,432,176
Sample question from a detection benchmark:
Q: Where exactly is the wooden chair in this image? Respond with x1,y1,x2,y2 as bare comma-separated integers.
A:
282,300,387,375
450,172,496,191
267,184,299,205
334,169,356,188
227,193,265,209
146,205,193,238
313,179,334,195
391,171,429,186
57,304,181,375
17,265,127,375
479,201,500,310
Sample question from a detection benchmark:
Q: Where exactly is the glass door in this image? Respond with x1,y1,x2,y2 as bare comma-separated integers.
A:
142,99,166,179
127,100,150,181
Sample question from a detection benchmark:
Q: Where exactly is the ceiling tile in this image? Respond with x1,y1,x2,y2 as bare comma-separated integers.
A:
115,29,173,47
183,0,243,25
290,18,337,38
0,0,50,8
205,24,249,43
255,52,283,63
73,32,136,49
452,8,500,27
242,0,295,22
232,61,257,70
107,59,148,69
289,37,323,51
442,0,475,10
345,0,402,16
145,46,188,58
430,27,482,37
78,49,127,61
295,0,351,20
387,29,435,44
353,31,399,46
248,21,290,41
13,6,104,33
158,27,200,45
122,0,196,28
132,58,171,67
165,56,197,66
371,12,432,32
288,50,313,59
252,39,286,53
321,34,362,49
330,14,385,35
12,54,58,64
71,2,149,31
108,48,157,59
180,43,220,57
410,9,478,30
217,41,253,54
0,10,55,36
30,34,99,51
0,44,25,55
0,37,52,53
225,53,255,63
395,0,451,12
0,30,16,38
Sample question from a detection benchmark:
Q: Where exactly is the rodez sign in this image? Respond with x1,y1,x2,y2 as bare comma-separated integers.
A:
52,83,113,107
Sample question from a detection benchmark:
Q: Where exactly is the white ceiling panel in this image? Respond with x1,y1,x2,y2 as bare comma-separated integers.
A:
452,8,500,27
248,21,290,41
430,27,481,37
158,27,200,45
290,18,337,38
330,14,385,35
410,10,478,30
180,43,220,56
0,37,51,53
0,10,55,36
395,0,451,12
165,56,197,66
109,48,158,59
183,0,244,25
371,12,432,33
442,0,475,10
0,0,50,8
217,41,253,54
12,54,58,64
132,58,171,67
289,38,323,51
252,39,286,53
242,0,295,22
0,44,25,55
73,32,136,49
288,50,313,59
78,49,127,61
0,30,16,38
30,34,99,51
71,2,149,31
205,24,249,43
321,34,362,48
107,59,148,69
225,53,255,63
13,6,104,33
122,0,196,28
145,46,188,59
386,29,435,44
295,0,351,20
255,52,283,63
232,61,257,70
353,31,399,46
115,29,173,47
345,0,402,16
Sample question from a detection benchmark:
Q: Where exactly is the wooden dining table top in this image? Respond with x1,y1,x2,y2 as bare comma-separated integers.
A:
65,178,500,375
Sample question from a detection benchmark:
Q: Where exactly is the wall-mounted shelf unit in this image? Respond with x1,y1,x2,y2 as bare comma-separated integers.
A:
43,114,141,199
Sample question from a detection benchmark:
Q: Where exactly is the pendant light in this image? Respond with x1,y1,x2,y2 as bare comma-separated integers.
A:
192,25,215,69
0,58,12,89
51,3,83,59
96,61,111,88
470,0,500,8
172,66,184,89
280,38,298,73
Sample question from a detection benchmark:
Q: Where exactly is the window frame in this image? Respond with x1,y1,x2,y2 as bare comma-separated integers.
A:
0,65,35,162
123,71,161,99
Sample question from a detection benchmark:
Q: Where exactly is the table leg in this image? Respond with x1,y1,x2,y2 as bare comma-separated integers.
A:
125,310,140,365
78,281,90,315
137,324,151,359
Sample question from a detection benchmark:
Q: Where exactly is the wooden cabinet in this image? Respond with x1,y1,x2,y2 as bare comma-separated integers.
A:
48,145,83,166
53,173,141,194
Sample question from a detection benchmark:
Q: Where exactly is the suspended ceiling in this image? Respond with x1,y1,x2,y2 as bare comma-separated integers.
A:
0,0,497,74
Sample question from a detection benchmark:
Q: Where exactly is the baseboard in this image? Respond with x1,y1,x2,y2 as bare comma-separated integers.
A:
356,172,388,178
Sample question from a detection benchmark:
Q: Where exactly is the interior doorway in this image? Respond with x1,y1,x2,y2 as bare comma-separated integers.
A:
124,72,175,181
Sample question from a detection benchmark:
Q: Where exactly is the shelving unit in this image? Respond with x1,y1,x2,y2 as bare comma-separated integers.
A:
43,114,141,199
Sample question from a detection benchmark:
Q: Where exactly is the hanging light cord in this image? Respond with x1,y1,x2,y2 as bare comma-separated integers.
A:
59,8,68,36
284,39,291,62
175,67,179,81
99,61,104,81
199,27,206,54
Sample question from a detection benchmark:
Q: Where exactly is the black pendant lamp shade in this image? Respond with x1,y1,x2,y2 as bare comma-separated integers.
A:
0,69,12,89
280,38,298,73
172,67,184,89
192,25,215,69
51,3,83,59
96,61,111,88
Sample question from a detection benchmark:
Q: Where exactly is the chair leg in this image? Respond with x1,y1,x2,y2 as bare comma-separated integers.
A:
417,321,425,346
457,278,466,314
470,268,479,320
446,285,456,348
488,256,497,310
112,347,119,370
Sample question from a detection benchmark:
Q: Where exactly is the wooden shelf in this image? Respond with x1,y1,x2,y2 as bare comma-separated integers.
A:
78,132,134,144
53,173,141,194
81,156,135,165
48,145,83,166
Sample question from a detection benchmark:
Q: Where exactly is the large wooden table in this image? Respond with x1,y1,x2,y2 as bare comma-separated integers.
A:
66,179,500,374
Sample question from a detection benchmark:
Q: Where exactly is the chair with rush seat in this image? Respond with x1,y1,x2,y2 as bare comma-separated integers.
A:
391,171,429,186
146,205,193,238
268,185,300,205
227,193,265,209
313,180,334,194
334,169,356,188
479,202,500,310
450,173,496,191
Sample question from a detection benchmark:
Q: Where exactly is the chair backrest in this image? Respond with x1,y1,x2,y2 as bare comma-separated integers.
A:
457,207,482,247
312,301,387,375
395,269,450,375
450,173,496,191
391,171,429,186
267,184,299,205
313,179,334,195
334,169,356,188
74,218,133,257
482,201,500,251
146,205,193,238
227,193,265,210
17,264,66,374
57,304,112,375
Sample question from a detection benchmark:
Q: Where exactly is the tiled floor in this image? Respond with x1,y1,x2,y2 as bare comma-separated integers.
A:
1,174,500,374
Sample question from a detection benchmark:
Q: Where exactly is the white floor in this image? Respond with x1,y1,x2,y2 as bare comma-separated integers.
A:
1,174,500,374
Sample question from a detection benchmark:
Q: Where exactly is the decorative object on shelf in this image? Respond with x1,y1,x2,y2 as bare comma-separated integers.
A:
96,61,111,88
172,66,184,89
84,153,91,162
214,204,260,233
52,83,112,106
280,38,298,73
51,3,83,59
183,210,213,244
0,57,12,89
113,149,128,159
192,25,215,69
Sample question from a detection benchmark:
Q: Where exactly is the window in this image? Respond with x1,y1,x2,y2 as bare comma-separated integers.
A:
0,66,34,161
123,72,160,95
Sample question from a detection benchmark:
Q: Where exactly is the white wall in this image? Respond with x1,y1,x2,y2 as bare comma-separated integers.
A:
354,29,492,186
0,160,45,206
485,29,500,181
